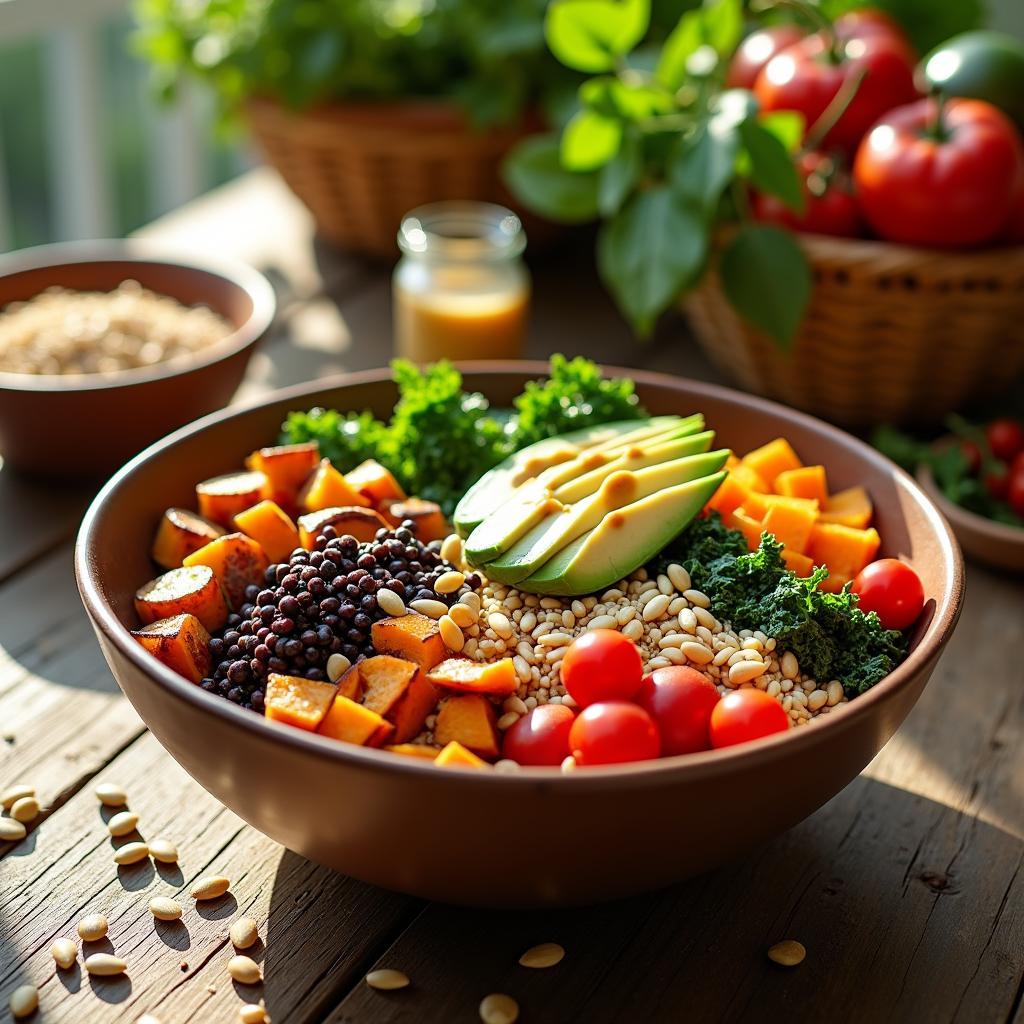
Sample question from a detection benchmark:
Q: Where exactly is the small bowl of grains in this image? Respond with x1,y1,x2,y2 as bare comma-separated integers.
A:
0,240,275,480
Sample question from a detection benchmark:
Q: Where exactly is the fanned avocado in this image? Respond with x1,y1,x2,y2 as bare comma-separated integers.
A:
483,449,729,584
520,471,727,596
453,416,685,536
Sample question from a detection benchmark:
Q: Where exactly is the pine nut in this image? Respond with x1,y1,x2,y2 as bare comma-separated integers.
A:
680,641,713,665
107,810,139,837
587,615,617,630
439,615,465,652
827,680,844,706
767,679,782,698
560,755,576,773
139,1016,163,1024
149,838,179,863
488,612,513,638
713,645,738,666
667,563,691,592
497,712,520,731
480,993,519,1024
230,917,259,949
449,603,476,629
434,570,465,594
513,655,532,682
622,619,644,641
494,759,520,772
667,596,688,615
656,573,673,595
409,598,448,618
365,968,409,990
538,631,571,647
540,597,562,609
78,914,108,941
0,818,27,841
518,611,537,633
10,796,39,823
678,608,698,633
228,955,262,984
114,842,150,866
503,695,528,716
730,661,769,685
85,953,127,976
191,875,230,900
683,588,711,608
440,534,463,565
693,607,718,630
9,985,37,1019
326,653,352,682
95,782,128,806
518,942,565,968
459,591,481,614
658,634,685,649
51,937,78,969
376,588,406,617
615,605,636,625
1,784,33,809
642,594,671,621
239,1005,270,1024
149,896,183,921
767,939,806,967
600,588,623,602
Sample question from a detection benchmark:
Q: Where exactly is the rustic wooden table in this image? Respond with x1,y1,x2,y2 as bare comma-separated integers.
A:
1,168,1022,1024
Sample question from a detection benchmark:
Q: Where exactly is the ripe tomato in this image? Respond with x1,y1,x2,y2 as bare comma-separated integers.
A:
753,150,862,237
851,558,925,631
1008,466,1024,518
636,666,720,756
569,701,661,766
854,98,1024,246
755,32,917,152
727,25,805,90
961,440,982,475
985,418,1024,463
502,705,575,767
986,467,1010,501
560,630,643,708
834,9,915,60
709,690,789,749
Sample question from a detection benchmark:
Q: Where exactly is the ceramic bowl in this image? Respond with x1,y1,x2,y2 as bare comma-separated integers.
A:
0,240,275,480
76,365,964,907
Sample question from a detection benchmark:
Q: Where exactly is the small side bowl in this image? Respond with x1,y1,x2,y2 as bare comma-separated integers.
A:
0,241,276,481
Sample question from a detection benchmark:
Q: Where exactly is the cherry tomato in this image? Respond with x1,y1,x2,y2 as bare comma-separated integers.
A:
569,701,661,766
834,9,915,60
502,705,575,767
753,150,862,237
985,418,1024,463
961,440,982,475
1010,451,1024,478
854,98,1024,247
709,690,789,749
727,25,806,90
1008,466,1024,518
755,32,918,152
986,467,1010,501
1003,168,1024,242
636,666,720,756
851,558,925,630
560,630,643,708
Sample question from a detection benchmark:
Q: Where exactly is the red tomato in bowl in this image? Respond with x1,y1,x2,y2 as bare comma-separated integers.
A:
1008,467,1024,518
569,701,661,766
986,418,1024,463
753,150,862,237
853,99,1024,247
851,558,924,631
709,690,789,749
502,705,574,767
727,25,806,90
986,467,1010,501
636,666,720,756
560,630,643,707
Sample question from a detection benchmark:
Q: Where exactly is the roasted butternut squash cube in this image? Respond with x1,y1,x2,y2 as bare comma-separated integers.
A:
134,564,228,633
819,571,852,594
820,486,873,529
435,694,499,760
233,500,300,564
183,532,271,609
196,471,267,527
246,442,320,509
297,506,390,549
337,662,364,702
318,695,393,747
359,655,439,743
781,548,814,577
742,492,819,521
345,459,406,505
265,673,337,731
385,743,440,760
298,459,370,513
434,740,488,769
807,523,881,580
741,438,802,487
427,657,518,697
775,465,828,506
762,501,818,555
131,612,211,684
727,508,764,552
371,614,447,671
151,508,225,570
704,472,753,518
378,497,448,542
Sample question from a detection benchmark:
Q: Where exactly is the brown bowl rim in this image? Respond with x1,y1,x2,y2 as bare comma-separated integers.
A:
0,239,276,393
916,462,1024,544
75,362,965,788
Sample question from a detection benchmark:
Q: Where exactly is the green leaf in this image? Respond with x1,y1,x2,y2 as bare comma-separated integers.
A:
561,108,624,171
598,185,708,335
656,10,702,90
700,0,743,57
502,134,601,224
598,130,643,215
670,121,739,218
758,110,805,153
720,225,811,346
545,0,651,73
581,76,674,120
738,118,805,213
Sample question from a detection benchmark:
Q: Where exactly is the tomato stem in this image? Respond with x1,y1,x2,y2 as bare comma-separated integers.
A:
803,66,867,151
765,0,840,61
923,90,950,143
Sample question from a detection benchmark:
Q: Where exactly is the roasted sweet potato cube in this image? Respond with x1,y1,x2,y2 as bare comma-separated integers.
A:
264,673,337,731
762,501,818,555
434,741,488,769
233,500,300,563
435,694,499,760
297,506,390,549
298,459,370,513
337,662,364,702
390,671,439,743
726,508,764,552
741,438,802,487
781,548,815,577
378,497,448,542
318,695,393,747
246,442,320,509
371,614,447,671
151,508,225,570
131,612,211,684
385,743,440,760
183,532,271,609
807,523,881,581
345,459,406,505
704,473,752,518
196,471,268,527
742,492,819,520
134,564,228,633
775,465,829,506
820,486,873,529
358,655,439,743
427,657,517,697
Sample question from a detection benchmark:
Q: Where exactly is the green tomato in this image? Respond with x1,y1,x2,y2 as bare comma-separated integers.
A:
920,31,1024,132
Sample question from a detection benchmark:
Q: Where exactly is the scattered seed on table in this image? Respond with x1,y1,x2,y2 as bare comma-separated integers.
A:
365,969,410,990
95,783,128,807
192,875,230,900
114,841,150,866
228,955,262,985
107,810,140,837
78,914,108,941
149,896,183,921
230,917,259,950
138,1015,163,1024
519,942,565,968
239,1005,271,1024
10,796,39,823
86,953,127,976
148,838,179,863
376,588,406,617
9,984,38,1019
767,939,806,967
480,993,519,1024
0,818,27,841
1,783,34,809
51,937,78,969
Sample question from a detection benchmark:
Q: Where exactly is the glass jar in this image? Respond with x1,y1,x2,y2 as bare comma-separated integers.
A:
393,201,530,364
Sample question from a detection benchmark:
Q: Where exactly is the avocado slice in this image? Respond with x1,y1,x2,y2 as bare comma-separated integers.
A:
453,416,684,536
520,470,728,596
482,449,729,584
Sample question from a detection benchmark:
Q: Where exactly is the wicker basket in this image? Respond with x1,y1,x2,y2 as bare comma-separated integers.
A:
245,98,544,257
685,233,1024,427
